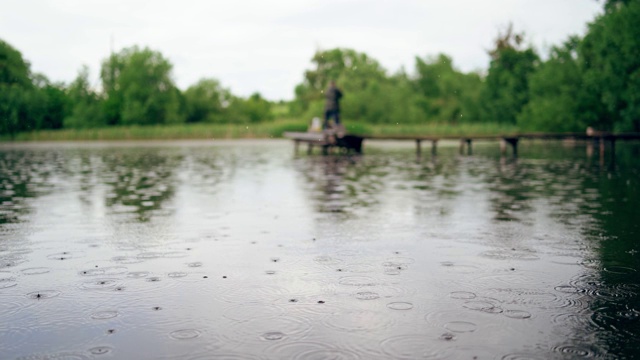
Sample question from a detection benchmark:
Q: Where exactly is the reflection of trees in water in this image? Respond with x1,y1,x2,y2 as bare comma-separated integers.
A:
101,149,181,222
296,153,463,219
0,145,226,227
486,144,640,357
392,155,535,222
581,148,640,357
401,157,461,217
485,158,536,223
0,150,57,225
183,148,232,193
485,157,604,227
294,156,384,216
392,143,639,357
76,153,98,205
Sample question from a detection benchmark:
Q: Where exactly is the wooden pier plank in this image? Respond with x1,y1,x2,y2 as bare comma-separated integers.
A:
283,131,640,156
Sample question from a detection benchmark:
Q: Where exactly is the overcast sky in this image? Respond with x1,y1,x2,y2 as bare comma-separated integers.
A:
2,0,603,100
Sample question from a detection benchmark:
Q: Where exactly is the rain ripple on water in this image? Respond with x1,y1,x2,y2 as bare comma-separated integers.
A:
322,309,395,332
26,290,61,299
21,267,50,275
90,310,119,320
169,329,202,340
266,341,361,360
0,271,17,289
380,335,453,359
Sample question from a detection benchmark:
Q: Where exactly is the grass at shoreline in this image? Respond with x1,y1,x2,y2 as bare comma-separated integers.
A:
2,120,520,142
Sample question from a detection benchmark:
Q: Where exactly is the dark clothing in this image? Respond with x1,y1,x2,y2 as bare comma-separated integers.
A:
324,109,341,126
324,85,343,128
324,85,343,112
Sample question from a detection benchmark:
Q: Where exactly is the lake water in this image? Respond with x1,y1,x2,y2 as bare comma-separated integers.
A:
0,139,638,359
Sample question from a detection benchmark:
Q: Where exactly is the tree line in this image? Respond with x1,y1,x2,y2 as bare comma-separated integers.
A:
1,0,638,137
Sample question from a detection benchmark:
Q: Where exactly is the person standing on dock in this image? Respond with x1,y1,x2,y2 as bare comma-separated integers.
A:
324,80,343,130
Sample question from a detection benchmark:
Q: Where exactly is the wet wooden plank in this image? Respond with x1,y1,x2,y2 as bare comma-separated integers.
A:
284,130,640,157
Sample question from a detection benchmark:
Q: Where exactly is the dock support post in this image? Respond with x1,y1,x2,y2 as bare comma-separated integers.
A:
459,139,465,154
611,138,616,159
416,139,422,157
307,143,313,155
294,140,300,154
503,137,519,157
460,139,472,155
431,140,438,156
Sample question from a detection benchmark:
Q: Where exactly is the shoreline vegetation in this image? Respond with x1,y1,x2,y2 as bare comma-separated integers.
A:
2,1,639,140
1,120,520,142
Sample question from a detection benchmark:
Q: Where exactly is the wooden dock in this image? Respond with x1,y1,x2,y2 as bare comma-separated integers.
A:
284,130,364,155
284,130,640,157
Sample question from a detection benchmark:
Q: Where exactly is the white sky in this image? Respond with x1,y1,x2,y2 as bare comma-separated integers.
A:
2,0,603,100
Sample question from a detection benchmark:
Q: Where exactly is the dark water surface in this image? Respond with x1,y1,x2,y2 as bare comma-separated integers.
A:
0,139,639,359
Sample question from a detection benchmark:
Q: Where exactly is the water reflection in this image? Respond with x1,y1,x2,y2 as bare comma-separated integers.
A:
101,149,179,222
0,140,638,359
295,141,640,357
0,149,57,225
293,156,382,216
586,158,640,356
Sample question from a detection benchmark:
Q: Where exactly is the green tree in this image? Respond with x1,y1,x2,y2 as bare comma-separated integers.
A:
100,46,184,126
0,39,31,87
480,25,539,124
293,48,389,121
603,0,633,10
293,48,429,124
183,78,232,123
386,70,426,124
65,65,104,128
517,38,586,131
0,38,35,137
303,48,387,94
579,0,640,131
228,92,274,123
413,54,483,123
32,74,69,130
